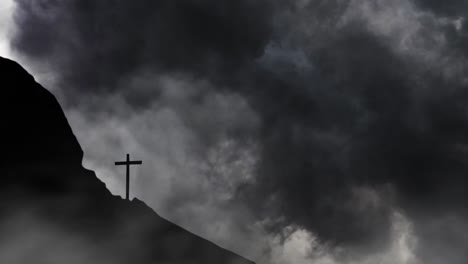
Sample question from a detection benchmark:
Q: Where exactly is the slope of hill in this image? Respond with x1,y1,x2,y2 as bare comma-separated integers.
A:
0,57,253,264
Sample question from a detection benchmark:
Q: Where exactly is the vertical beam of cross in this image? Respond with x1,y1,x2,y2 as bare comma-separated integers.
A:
115,154,142,200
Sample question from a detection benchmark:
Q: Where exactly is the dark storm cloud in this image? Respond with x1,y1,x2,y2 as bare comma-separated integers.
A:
244,2,468,258
13,0,272,94
413,0,468,16
412,0,468,62
11,0,468,262
243,30,406,249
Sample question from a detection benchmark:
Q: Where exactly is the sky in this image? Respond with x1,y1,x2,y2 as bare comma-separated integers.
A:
3,0,468,263
0,1,13,56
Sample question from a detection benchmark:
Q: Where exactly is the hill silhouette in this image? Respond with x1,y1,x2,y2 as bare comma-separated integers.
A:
0,57,254,264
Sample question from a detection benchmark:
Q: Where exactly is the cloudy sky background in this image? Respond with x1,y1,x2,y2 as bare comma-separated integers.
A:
3,1,468,263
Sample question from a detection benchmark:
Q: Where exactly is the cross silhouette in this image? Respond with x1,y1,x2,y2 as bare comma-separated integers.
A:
115,154,142,200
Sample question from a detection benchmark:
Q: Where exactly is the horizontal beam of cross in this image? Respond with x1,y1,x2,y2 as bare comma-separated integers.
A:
115,160,142,165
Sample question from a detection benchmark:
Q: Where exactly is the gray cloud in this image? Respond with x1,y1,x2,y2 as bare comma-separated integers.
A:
413,0,468,16
11,0,468,263
12,0,272,98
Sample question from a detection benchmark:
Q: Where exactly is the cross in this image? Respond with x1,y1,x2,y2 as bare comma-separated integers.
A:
115,154,142,200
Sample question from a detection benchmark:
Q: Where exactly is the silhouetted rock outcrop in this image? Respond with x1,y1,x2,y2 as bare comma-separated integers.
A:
0,57,253,264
